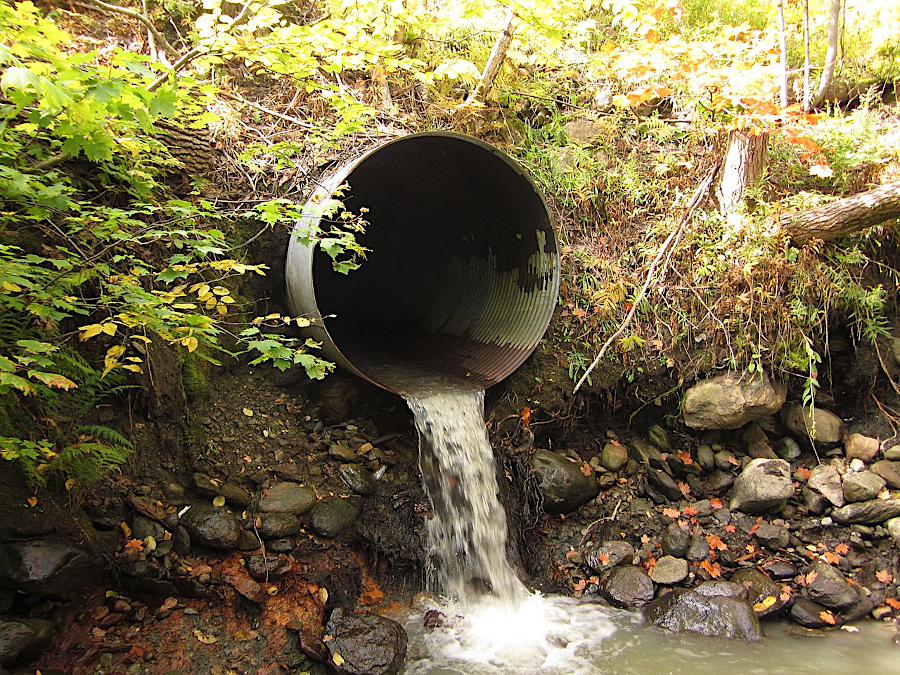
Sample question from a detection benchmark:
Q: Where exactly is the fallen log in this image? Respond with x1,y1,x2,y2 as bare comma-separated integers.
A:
776,180,900,244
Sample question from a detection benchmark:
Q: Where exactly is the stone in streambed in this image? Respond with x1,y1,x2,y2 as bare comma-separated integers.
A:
731,568,786,618
309,497,360,538
753,523,790,551
808,464,844,507
831,499,900,525
256,512,303,539
257,482,317,515
682,372,786,430
531,449,599,514
647,469,683,501
597,566,655,608
581,540,634,573
339,464,376,495
780,404,843,445
790,598,835,628
661,522,691,558
887,517,900,547
0,617,53,667
600,442,628,471
729,458,794,514
643,587,763,641
0,538,98,599
805,559,857,611
324,607,407,675
181,503,240,550
841,471,885,503
649,556,688,585
870,460,900,489
845,433,881,462
244,554,292,581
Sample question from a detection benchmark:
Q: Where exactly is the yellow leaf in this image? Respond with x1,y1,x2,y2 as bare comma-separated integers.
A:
242,408,254,417
212,286,229,296
216,302,228,315
121,364,143,373
220,296,235,304
78,324,105,341
193,628,218,644
101,322,117,336
205,297,217,309
2,280,22,292
26,496,38,507
332,653,344,666
65,478,76,491
103,345,125,376
183,336,198,353
753,596,777,612
318,587,328,604
212,495,226,507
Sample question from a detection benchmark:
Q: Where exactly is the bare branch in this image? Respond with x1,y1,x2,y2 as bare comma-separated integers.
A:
87,0,178,59
464,9,517,107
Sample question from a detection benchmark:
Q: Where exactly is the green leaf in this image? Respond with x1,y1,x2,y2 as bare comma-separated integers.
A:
1,66,41,95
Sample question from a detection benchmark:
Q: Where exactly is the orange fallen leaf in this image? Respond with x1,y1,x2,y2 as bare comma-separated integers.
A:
580,462,593,477
780,585,793,602
822,551,841,565
875,570,894,584
662,507,681,519
710,498,724,509
677,451,694,465
677,481,691,496
834,543,849,555
124,539,144,551
706,534,728,551
159,596,178,612
803,570,819,586
521,407,531,426
884,598,900,610
683,506,698,517
797,467,811,480
700,559,722,578
819,610,836,625
724,524,736,533
596,553,610,566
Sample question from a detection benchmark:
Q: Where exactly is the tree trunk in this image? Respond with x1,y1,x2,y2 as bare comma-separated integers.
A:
808,0,842,110
716,130,769,218
776,181,900,243
464,10,516,106
777,0,789,107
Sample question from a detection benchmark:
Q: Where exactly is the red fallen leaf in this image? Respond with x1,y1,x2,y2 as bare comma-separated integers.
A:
596,553,610,566
677,481,691,496
822,552,841,565
700,560,722,578
521,407,531,426
710,498,724,509
884,597,900,610
159,596,178,612
677,451,694,465
645,556,657,572
706,534,728,551
588,575,599,584
724,524,736,533
797,467,811,480
662,507,681,519
876,570,894,584
834,543,850,555
819,610,836,625
748,523,759,536
683,506,698,517
124,539,144,551
803,570,819,586
580,462,593,477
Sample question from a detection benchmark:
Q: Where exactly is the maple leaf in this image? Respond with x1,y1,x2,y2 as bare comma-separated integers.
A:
727,455,741,466
159,596,178,612
580,462,593,477
596,553,610,566
677,451,694,465
875,570,894,584
710,498,724,510
822,551,841,565
797,467,811,480
683,506,698,517
677,481,691,496
572,307,587,319
819,610,836,625
803,570,819,586
521,407,531,426
780,585,793,602
573,579,587,592
124,539,144,551
884,598,900,610
724,524,736,533
834,543,849,555
706,534,727,551
662,507,681,519
700,560,722,578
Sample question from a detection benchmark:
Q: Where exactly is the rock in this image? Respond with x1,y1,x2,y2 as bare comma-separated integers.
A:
644,588,763,641
729,458,794,514
841,471,886,503
790,598,834,628
245,555,292,581
780,404,843,445
597,566,655,608
843,583,875,621
831,499,900,525
744,424,776,459
324,607,407,675
753,523,790,551
531,449,599,514
845,433,881,462
180,503,240,550
682,372,786,430
329,442,359,463
317,377,358,421
731,568,786,618
696,444,715,472
686,532,710,562
808,463,845,507
582,540,634,573
256,513,303,540
693,580,745,598
648,424,672,450
647,469,683,502
762,560,797,579
629,439,666,470
802,486,829,515
774,437,801,461
0,617,53,667
339,464,376,496
563,118,604,145
131,516,167,542
0,539,98,599
257,482,317,515
870,460,900,489
805,559,857,610
649,556,688,585
192,473,252,507
309,497,360,538
600,442,628,471
886,517,900,547
661,523,691,558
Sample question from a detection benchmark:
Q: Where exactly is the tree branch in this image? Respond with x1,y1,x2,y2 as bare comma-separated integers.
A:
463,9,517,107
87,0,178,59
807,0,842,110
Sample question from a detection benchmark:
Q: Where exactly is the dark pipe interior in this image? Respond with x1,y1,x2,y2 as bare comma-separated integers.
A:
311,135,556,385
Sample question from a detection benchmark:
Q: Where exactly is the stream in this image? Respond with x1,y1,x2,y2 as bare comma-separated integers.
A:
396,384,899,675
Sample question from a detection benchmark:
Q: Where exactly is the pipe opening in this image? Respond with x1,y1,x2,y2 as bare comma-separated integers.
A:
286,132,559,393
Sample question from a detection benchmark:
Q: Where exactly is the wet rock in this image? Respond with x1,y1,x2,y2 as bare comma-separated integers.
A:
744,423,776,459
753,523,790,551
843,583,875,621
661,523,691,558
805,559,857,610
731,568,786,618
132,516,167,542
309,497,360,538
339,464,376,496
221,565,267,603
708,469,736,494
729,458,794,514
192,473,253,507
582,540,634,573
647,469,682,501
597,566,655,608
181,503,240,550
649,556,688,585
244,554,292,581
845,433,881,462
324,607,407,675
629,439,666,470
644,588,763,641
268,538,295,553
885,446,900,461
762,560,797,579
600,442,628,471
0,539,97,599
256,512,303,539
686,532,710,562
841,471,885,503
329,442,360,463
693,580,745,598
0,617,53,667
802,486,829,515
531,449,599,514
682,372,786,430
790,598,835,628
780,404,843,445
831,499,900,525
696,444,715,472
886,517,900,547
775,437,801,461
648,424,672,451
870,460,900,489
808,464,845,507
257,482,317,515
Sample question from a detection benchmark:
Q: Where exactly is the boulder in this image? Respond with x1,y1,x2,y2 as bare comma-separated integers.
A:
841,471,885,503
339,465,376,496
887,517,900,548
0,539,98,599
844,433,880,462
581,540,634,573
649,556,688,585
599,442,628,471
831,499,900,525
808,464,845,507
181,503,241,550
0,617,53,667
790,598,835,628
257,482,317,515
256,512,303,539
531,450,599,514
731,568,786,618
871,460,900,489
309,497,360,538
805,559,857,611
597,566,655,608
729,458,794,514
780,404,843,445
644,587,763,641
682,372,786,430
324,607,407,675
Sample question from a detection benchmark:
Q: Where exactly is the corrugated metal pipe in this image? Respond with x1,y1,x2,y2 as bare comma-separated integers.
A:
285,132,559,394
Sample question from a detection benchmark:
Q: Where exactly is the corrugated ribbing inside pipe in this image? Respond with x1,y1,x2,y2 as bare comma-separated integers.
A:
285,132,559,393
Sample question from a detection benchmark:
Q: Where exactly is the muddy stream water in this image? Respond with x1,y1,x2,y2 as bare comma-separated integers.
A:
381,381,899,675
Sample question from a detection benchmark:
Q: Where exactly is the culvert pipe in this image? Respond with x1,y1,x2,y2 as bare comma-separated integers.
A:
285,132,559,393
